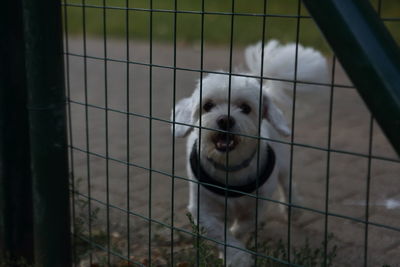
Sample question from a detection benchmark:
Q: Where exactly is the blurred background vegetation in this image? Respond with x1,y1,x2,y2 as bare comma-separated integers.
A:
63,0,400,53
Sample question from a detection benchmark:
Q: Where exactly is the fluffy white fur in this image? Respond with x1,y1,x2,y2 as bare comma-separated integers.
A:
172,40,328,266
245,40,329,104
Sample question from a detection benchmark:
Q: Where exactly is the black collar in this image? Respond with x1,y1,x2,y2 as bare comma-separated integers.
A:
206,149,257,172
190,141,276,198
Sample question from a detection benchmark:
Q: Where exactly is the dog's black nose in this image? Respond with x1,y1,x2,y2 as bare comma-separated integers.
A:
217,115,235,130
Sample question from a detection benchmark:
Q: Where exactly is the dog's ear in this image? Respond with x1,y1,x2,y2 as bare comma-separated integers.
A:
263,95,291,137
171,97,194,138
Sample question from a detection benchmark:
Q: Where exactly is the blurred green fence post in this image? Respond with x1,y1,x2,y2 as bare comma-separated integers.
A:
0,0,34,264
22,0,72,265
302,0,400,156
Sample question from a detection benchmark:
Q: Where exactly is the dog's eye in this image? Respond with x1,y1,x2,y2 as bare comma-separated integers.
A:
240,103,251,114
203,101,215,112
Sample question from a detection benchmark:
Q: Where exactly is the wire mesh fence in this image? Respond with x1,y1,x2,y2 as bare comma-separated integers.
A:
62,0,400,266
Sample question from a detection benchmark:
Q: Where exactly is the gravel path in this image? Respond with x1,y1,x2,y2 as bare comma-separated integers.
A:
66,37,399,266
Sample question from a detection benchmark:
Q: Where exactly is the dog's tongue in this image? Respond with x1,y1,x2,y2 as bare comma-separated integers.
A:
214,133,236,152
216,139,235,151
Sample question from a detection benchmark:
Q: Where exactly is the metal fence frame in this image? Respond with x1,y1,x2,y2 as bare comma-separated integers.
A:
63,0,400,266
0,0,399,266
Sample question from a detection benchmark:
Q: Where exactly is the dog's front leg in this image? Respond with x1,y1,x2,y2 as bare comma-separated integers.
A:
197,212,253,267
278,170,303,220
188,192,254,267
230,198,266,242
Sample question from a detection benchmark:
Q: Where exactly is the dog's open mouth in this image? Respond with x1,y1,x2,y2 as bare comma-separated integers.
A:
212,133,238,152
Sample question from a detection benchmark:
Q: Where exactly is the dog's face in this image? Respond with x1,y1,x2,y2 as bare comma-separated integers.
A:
173,73,290,166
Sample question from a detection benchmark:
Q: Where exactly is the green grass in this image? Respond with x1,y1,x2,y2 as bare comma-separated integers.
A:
70,182,394,267
173,213,338,267
63,0,400,52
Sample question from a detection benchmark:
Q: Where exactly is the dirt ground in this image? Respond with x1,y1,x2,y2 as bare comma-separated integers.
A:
66,37,400,267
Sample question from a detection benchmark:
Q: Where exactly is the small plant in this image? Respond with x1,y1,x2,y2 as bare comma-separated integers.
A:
73,195,105,263
292,234,337,267
71,177,122,266
172,213,338,267
160,213,224,267
0,253,31,267
246,232,337,267
185,212,224,267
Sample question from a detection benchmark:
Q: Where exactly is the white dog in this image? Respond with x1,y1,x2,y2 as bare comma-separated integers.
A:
172,40,328,266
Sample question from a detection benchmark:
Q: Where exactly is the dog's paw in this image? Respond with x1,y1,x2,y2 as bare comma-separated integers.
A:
230,221,254,241
226,250,253,267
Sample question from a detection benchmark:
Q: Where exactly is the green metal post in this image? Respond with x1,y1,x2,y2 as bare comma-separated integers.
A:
0,0,34,264
302,0,400,156
22,0,71,266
